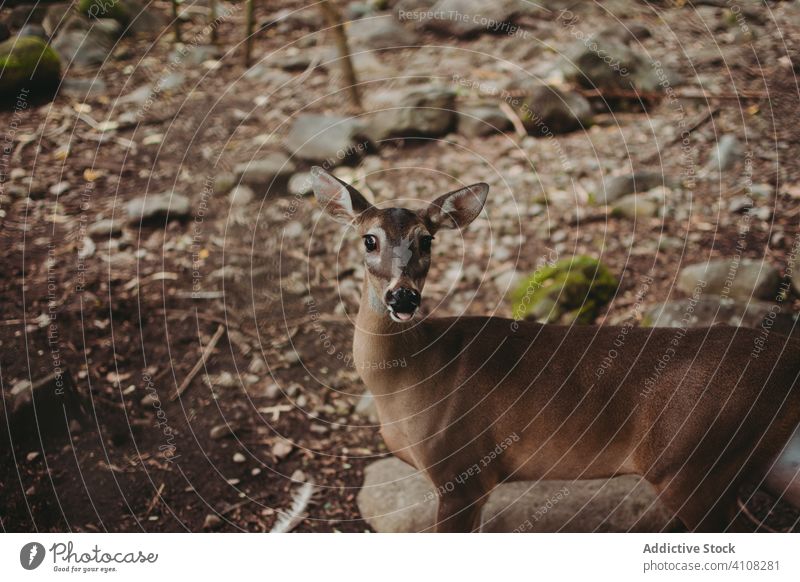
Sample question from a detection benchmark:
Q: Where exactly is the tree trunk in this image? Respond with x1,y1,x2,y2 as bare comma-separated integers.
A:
319,0,361,110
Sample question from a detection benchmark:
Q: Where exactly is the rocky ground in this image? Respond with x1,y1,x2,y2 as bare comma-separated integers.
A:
1,0,800,532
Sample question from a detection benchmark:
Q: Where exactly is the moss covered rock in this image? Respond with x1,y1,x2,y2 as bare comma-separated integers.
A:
0,36,61,96
511,256,618,324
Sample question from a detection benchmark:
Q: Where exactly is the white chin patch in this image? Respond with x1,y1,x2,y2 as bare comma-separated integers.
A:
389,310,415,323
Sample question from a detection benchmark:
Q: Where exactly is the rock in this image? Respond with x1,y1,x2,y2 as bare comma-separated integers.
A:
0,21,9,43
414,0,523,38
0,36,61,95
790,251,800,296
9,371,87,445
285,115,369,165
232,452,246,463
511,256,618,324
234,153,295,193
561,35,672,95
49,181,70,196
202,514,223,530
355,391,379,423
457,105,512,137
599,171,668,204
210,422,241,440
504,81,592,135
126,192,191,225
347,14,417,49
707,134,742,172
42,4,75,37
271,439,293,460
642,298,799,337
677,258,781,302
357,457,676,532
364,86,456,141
611,193,660,219
87,218,123,240
229,184,255,206
728,194,753,214
288,172,314,197
18,24,48,40
170,44,219,67
51,23,115,68
60,76,107,99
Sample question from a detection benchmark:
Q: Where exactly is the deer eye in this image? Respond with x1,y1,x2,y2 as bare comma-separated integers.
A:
363,235,378,252
419,235,433,253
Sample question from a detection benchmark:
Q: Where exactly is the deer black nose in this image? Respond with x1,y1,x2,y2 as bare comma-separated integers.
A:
386,288,421,313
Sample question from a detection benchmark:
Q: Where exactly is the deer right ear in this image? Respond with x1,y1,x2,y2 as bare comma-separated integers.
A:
311,167,372,225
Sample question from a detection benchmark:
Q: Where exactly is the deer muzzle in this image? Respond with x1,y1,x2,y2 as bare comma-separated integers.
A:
385,287,421,322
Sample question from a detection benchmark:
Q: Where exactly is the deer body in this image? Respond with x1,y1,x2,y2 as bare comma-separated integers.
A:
312,167,800,531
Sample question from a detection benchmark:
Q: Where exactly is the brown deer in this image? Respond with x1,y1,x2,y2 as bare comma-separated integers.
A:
311,167,800,532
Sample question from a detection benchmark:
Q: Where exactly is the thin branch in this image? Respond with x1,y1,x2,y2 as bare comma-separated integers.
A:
171,324,226,401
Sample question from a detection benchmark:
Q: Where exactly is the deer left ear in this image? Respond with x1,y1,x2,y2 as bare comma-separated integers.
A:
311,167,373,225
425,183,489,232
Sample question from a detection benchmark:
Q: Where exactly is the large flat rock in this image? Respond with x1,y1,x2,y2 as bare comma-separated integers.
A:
358,457,677,532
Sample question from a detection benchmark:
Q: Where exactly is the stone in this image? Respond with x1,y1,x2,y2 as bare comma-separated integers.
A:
677,258,781,302
272,439,293,460
642,298,800,337
415,0,523,38
457,105,512,137
364,86,456,141
87,218,122,240
357,457,676,532
18,24,48,40
511,256,618,324
126,192,191,224
234,153,295,193
504,81,592,135
60,76,107,99
51,24,115,68
355,391,379,423
347,14,417,49
202,514,223,530
790,251,800,296
229,184,255,206
210,422,241,440
233,452,246,463
285,115,369,165
43,4,75,37
0,36,61,95
561,35,672,95
170,44,219,67
0,21,9,43
728,194,753,214
599,171,669,204
611,193,660,219
707,134,742,172
288,172,314,197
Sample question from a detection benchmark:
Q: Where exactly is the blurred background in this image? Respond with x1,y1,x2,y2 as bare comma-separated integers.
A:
1,0,799,532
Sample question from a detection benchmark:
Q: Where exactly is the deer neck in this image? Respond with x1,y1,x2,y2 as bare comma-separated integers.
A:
352,279,425,396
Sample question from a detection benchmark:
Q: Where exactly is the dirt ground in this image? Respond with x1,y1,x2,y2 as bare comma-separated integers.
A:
2,0,800,532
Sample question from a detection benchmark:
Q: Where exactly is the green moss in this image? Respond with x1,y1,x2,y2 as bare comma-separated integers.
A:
511,256,618,324
0,36,61,95
78,0,131,24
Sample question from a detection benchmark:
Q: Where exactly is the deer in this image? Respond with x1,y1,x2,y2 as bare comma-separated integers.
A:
310,166,800,532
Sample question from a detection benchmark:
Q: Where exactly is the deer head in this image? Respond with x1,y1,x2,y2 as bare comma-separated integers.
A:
311,167,489,323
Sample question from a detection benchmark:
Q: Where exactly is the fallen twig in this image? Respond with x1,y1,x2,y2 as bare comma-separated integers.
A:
171,324,226,401
498,100,527,138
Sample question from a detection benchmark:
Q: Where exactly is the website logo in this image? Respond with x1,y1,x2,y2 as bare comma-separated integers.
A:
20,542,46,570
